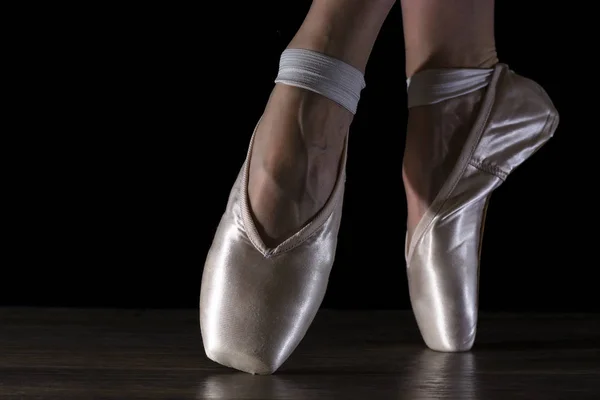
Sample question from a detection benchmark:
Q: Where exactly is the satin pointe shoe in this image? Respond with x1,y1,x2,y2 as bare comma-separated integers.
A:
199,49,366,374
405,64,559,352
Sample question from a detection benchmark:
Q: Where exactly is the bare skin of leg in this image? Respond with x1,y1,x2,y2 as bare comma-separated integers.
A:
249,0,395,247
400,0,499,244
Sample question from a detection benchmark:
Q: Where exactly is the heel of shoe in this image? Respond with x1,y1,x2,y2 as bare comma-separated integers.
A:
470,65,560,178
521,74,560,141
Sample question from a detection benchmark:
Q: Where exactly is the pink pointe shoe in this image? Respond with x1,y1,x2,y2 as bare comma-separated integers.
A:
405,64,559,352
199,49,366,374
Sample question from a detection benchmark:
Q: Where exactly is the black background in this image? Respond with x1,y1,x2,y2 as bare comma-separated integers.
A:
4,2,595,312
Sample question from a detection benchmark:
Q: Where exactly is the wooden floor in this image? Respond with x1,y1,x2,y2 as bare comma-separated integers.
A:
1,308,599,399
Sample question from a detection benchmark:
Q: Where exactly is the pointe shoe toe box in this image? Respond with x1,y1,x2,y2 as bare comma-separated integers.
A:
200,238,335,374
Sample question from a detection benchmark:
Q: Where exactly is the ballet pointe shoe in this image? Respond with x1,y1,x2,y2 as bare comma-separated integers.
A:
200,130,348,374
199,49,364,374
405,64,559,352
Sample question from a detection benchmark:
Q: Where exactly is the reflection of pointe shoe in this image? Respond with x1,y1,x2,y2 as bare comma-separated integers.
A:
403,350,477,398
199,49,365,375
405,64,559,352
197,373,294,399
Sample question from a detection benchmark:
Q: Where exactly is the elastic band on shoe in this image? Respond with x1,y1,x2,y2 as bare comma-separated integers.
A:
275,49,366,115
407,68,494,108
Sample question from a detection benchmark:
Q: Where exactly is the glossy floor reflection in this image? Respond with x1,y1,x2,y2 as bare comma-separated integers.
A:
1,308,599,399
196,351,481,400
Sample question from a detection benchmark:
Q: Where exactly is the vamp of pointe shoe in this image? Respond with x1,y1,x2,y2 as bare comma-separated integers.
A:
404,64,559,352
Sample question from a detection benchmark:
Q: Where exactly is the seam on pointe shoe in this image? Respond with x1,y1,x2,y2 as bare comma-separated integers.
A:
273,194,344,256
468,159,508,180
255,176,345,258
245,193,342,259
